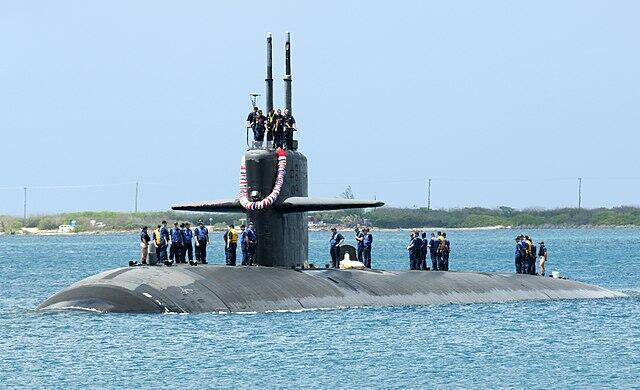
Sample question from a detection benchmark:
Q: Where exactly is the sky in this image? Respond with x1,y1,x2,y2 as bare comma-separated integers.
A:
1,1,639,215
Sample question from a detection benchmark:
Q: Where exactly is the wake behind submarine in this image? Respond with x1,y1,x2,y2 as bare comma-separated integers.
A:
38,33,624,314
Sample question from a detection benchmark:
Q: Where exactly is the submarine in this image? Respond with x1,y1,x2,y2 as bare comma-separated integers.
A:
38,33,625,314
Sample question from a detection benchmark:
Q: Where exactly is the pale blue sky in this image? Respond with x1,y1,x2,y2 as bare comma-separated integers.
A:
1,1,638,215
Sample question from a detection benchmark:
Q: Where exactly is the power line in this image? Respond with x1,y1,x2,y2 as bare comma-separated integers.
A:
2,176,640,191
311,176,640,186
0,181,171,191
28,182,135,190
311,177,577,186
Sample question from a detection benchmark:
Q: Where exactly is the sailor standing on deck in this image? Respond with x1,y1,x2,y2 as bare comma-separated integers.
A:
182,222,194,265
274,109,285,148
436,232,446,271
266,109,277,147
514,235,524,273
407,232,418,270
283,108,296,149
176,223,187,263
256,110,267,143
246,222,257,265
194,220,209,264
169,222,182,263
355,227,365,262
523,236,534,275
226,224,239,266
420,232,429,270
438,232,451,271
240,224,248,266
156,221,170,265
528,239,537,275
538,241,548,276
428,233,439,270
413,232,423,270
329,227,344,268
362,227,373,268
140,226,150,265
246,106,259,141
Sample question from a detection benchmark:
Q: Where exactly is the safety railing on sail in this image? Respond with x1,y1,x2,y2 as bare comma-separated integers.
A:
246,127,278,150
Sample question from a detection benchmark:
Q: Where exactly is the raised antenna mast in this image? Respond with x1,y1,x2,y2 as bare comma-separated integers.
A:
249,93,260,108
266,32,273,113
284,31,292,113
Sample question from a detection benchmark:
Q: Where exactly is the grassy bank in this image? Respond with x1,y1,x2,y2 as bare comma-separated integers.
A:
312,206,640,229
2,206,640,233
0,211,243,233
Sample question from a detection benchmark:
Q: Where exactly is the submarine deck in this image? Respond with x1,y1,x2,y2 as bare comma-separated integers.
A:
37,265,626,313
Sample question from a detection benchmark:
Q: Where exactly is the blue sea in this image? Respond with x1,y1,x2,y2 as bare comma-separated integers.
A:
1,229,639,388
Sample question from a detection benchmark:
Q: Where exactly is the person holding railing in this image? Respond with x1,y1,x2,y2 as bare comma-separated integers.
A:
283,108,296,149
274,109,285,148
246,106,259,141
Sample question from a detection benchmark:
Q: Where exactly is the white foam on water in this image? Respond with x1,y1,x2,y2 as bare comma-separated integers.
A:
59,306,104,314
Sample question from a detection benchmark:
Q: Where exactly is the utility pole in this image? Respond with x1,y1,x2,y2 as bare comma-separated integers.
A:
134,182,139,213
427,178,432,210
23,187,27,222
578,177,582,210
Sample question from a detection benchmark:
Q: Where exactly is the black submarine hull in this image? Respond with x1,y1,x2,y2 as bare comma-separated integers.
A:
37,265,625,313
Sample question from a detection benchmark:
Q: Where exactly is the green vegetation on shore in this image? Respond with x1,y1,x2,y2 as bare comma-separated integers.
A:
312,206,640,229
2,206,640,233
0,211,243,233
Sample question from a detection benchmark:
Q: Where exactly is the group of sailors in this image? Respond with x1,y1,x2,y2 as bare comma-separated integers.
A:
137,221,260,267
246,106,297,148
222,223,257,266
138,220,210,266
139,223,549,276
514,235,548,275
328,227,374,268
407,231,451,271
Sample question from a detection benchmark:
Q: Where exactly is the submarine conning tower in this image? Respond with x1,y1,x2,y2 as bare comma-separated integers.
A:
245,148,309,267
172,33,384,268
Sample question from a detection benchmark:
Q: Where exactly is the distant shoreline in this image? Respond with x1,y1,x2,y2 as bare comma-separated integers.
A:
2,207,640,235
3,224,640,237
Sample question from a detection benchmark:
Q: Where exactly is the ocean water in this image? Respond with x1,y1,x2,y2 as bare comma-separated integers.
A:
1,229,639,388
